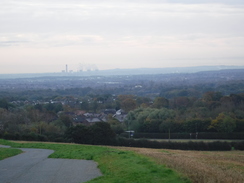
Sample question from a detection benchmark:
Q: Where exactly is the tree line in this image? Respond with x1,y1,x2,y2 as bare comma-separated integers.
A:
0,91,244,142
126,92,244,134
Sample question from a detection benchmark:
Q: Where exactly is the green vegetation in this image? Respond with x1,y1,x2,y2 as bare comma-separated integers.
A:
124,146,244,183
65,122,116,145
1,91,244,143
0,147,22,160
0,139,189,183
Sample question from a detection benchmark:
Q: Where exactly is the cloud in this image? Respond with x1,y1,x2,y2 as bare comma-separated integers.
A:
0,0,244,73
0,33,105,48
167,0,244,5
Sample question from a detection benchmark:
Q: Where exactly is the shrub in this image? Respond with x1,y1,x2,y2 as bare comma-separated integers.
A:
123,132,244,140
232,141,244,150
3,132,21,140
114,137,233,151
65,122,116,145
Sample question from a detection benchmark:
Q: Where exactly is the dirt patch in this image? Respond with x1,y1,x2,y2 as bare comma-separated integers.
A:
111,147,244,183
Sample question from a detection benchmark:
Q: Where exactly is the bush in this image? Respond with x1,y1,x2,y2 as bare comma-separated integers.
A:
232,141,244,150
124,132,244,140
114,137,233,151
90,122,116,145
21,132,48,141
65,125,91,144
65,122,116,145
3,132,21,140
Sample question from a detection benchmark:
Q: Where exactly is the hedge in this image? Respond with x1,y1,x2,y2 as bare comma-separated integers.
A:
114,137,235,151
120,132,244,140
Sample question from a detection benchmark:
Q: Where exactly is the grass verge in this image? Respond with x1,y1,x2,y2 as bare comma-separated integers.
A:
0,147,22,160
0,139,189,183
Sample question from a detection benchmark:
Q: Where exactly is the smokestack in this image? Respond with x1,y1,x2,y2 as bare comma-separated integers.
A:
66,64,68,73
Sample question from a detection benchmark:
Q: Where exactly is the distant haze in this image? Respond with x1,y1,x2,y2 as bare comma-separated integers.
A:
0,0,244,74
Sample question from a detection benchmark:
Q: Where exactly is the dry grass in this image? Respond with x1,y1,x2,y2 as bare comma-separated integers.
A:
111,146,244,183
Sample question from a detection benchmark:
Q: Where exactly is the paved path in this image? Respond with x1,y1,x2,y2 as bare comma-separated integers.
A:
0,145,102,183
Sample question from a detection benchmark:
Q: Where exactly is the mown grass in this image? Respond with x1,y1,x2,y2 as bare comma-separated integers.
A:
0,147,22,160
0,139,190,183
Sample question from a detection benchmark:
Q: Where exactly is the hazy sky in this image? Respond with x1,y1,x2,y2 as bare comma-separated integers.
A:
0,0,244,74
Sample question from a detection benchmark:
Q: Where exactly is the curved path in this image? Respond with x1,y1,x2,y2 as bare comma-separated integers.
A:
0,145,102,183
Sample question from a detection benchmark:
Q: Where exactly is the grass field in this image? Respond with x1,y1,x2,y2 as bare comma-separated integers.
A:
1,139,243,183
112,146,244,183
0,139,189,183
0,147,22,160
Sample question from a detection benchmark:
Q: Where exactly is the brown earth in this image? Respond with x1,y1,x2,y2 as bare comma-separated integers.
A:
111,146,244,183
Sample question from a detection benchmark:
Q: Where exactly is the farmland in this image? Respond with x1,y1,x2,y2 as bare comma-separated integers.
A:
113,146,244,183
1,140,244,183
0,140,189,183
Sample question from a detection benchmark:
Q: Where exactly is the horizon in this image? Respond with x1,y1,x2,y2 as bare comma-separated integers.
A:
1,63,244,75
1,65,244,77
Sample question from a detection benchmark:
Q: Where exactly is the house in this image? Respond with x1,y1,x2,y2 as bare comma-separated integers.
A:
102,109,116,115
74,110,86,116
113,109,127,122
63,109,127,126
72,115,87,125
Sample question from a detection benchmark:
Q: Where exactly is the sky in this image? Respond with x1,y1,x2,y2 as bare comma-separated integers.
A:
0,0,244,74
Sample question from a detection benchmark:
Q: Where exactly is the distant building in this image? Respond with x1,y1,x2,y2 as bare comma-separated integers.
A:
113,109,127,122
102,109,116,115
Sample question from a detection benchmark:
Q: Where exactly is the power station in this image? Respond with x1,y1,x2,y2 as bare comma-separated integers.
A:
62,64,98,73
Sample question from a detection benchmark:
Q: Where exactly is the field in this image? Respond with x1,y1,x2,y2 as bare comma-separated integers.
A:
0,139,189,183
112,146,244,183
1,139,244,183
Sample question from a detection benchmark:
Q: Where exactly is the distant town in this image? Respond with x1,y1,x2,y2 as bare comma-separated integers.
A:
1,66,244,142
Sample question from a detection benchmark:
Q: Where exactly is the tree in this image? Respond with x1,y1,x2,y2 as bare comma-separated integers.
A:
235,119,244,132
107,114,125,134
159,119,174,140
126,108,150,132
34,104,43,111
0,98,11,110
121,98,136,112
27,108,45,123
126,107,175,133
90,122,116,145
203,91,223,102
91,99,98,113
136,97,151,108
59,114,73,127
117,95,137,112
152,97,169,109
230,94,243,106
80,100,89,111
171,97,190,109
65,125,91,144
209,113,236,133
65,122,116,145
183,119,211,133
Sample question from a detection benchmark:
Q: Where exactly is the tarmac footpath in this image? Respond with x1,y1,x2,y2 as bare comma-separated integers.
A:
0,145,102,183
